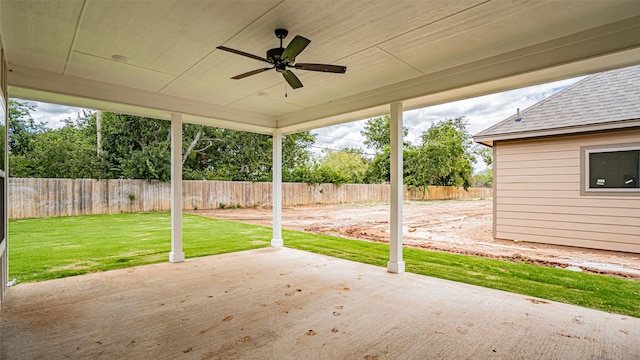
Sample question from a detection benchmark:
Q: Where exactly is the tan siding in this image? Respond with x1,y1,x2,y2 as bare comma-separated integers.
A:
496,129,640,154
496,233,640,253
497,157,578,170
497,182,579,191
497,150,578,162
497,218,639,236
499,210,637,226
494,129,640,253
498,224,639,244
497,166,579,176
497,204,637,217
497,174,577,184
497,190,580,198
497,196,640,208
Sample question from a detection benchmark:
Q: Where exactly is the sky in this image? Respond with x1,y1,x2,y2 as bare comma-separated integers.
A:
21,75,584,161
310,76,584,156
25,101,89,128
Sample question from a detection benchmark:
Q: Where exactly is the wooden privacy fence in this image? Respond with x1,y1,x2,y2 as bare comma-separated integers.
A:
8,178,492,219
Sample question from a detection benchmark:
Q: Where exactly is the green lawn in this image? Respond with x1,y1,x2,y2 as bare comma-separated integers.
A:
9,212,270,282
8,212,640,318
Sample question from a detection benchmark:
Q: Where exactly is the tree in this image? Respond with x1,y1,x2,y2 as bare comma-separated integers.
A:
360,115,408,152
473,168,493,187
471,145,493,187
95,113,171,180
315,149,370,184
361,115,413,184
474,145,492,167
10,111,100,178
182,127,317,182
6,101,318,182
8,99,44,156
405,117,475,189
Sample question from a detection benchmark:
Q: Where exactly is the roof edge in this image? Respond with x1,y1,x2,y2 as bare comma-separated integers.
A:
473,118,640,146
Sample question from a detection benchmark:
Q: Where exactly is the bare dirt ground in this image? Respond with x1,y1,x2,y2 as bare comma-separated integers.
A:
192,199,640,279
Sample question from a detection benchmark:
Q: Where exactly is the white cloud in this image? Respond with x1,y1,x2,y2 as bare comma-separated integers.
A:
311,119,370,156
18,99,91,129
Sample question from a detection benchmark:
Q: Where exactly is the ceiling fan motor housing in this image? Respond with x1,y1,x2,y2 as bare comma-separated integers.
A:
267,47,285,63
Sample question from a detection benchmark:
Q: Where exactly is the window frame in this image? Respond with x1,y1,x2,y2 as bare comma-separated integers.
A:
581,142,640,196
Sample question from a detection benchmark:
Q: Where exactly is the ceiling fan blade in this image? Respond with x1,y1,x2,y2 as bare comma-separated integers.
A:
281,35,311,62
231,67,274,80
282,70,303,89
294,63,347,74
216,46,271,64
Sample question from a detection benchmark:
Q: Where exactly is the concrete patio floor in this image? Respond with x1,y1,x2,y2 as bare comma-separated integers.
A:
1,247,638,359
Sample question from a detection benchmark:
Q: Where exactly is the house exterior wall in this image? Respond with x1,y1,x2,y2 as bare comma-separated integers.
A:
494,128,640,253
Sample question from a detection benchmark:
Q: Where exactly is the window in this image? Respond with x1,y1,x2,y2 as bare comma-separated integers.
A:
583,143,640,195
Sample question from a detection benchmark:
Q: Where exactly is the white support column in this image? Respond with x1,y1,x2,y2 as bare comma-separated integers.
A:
271,129,283,247
169,113,185,262
388,102,405,274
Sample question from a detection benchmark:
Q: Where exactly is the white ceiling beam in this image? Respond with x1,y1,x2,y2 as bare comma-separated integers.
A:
7,64,277,132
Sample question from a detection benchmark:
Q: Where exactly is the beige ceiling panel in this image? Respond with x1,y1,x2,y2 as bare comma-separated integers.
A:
0,0,83,72
259,47,423,110
380,0,640,75
229,94,305,117
220,0,487,67
74,0,280,75
162,51,283,106
66,52,175,92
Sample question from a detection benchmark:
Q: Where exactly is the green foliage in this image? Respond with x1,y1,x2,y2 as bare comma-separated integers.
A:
29,124,100,178
364,145,391,183
9,106,100,178
473,167,493,187
475,145,493,167
7,99,43,156
8,99,43,176
7,101,317,182
218,202,243,209
405,117,476,190
471,145,493,187
315,149,370,184
360,115,408,151
97,113,171,180
359,115,413,184
283,132,317,173
181,126,316,182
6,100,479,188
359,115,478,188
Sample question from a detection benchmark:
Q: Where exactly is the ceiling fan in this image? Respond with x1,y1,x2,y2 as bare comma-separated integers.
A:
216,28,347,89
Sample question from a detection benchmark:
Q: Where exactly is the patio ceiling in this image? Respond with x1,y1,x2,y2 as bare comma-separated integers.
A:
2,1,640,134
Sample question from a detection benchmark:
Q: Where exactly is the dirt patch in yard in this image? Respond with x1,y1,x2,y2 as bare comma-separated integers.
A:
191,199,640,279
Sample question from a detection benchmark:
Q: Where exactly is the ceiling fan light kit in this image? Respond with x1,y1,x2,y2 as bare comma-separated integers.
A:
217,28,347,90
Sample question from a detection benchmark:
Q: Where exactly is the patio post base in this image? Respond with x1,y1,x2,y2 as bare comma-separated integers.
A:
271,239,284,247
169,252,185,263
387,260,405,274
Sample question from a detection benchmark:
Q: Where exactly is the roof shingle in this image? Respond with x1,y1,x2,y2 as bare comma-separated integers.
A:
474,65,640,145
